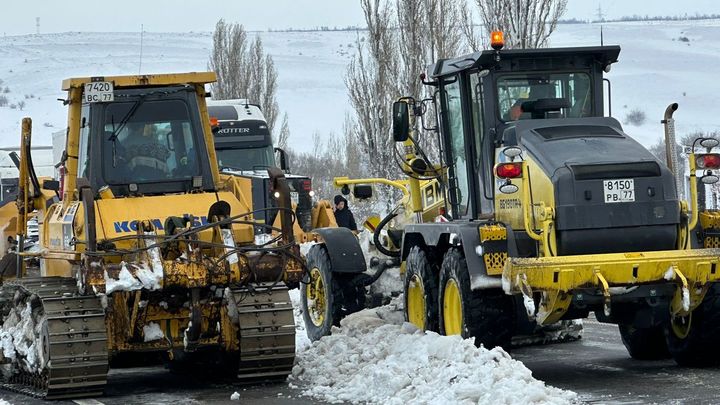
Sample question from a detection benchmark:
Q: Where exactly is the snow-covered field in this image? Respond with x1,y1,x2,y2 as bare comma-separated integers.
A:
1,21,719,159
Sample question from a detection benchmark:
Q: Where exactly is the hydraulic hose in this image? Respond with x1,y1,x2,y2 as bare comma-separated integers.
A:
373,211,401,258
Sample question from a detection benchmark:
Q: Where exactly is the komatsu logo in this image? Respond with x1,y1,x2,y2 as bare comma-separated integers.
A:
113,215,209,233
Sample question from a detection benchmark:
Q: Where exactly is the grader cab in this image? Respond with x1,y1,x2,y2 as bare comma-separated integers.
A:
390,38,720,366
0,72,304,399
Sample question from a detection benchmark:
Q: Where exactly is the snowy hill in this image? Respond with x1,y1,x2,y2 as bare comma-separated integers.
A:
0,21,719,160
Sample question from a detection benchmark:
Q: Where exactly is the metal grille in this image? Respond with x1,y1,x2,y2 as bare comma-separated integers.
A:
705,236,720,248
479,225,506,241
484,251,508,275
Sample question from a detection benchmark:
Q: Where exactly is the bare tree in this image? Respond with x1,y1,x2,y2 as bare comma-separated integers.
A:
277,113,290,150
208,20,280,132
424,0,464,60
345,0,399,181
346,0,469,185
460,2,484,52
471,0,568,49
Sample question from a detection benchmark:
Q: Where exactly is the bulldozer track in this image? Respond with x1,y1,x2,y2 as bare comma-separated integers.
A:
232,283,296,381
0,277,108,399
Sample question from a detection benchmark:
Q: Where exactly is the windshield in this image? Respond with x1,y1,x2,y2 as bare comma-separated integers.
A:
497,72,592,121
217,145,274,171
103,99,201,184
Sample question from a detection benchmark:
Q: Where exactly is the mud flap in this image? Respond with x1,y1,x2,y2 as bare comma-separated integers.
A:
314,227,366,273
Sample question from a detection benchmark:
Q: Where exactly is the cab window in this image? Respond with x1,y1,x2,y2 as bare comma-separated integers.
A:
103,100,200,184
443,77,470,217
497,72,592,121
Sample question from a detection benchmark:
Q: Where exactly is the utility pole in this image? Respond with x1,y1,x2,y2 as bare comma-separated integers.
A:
36,17,40,35
139,24,144,74
596,3,605,22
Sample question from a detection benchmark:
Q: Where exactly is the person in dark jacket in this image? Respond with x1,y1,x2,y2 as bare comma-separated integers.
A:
333,195,357,231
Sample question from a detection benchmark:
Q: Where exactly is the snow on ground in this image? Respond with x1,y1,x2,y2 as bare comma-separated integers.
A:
1,21,719,157
291,234,578,404
289,288,312,353
289,297,576,405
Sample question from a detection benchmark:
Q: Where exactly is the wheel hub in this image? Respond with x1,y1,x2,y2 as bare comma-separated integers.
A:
443,279,463,336
671,313,692,339
306,267,327,327
406,274,426,329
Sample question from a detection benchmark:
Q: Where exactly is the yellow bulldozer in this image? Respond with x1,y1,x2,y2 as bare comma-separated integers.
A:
0,72,304,399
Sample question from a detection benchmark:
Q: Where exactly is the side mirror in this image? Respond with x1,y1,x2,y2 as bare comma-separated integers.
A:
353,185,373,200
42,179,60,192
392,101,410,142
274,147,289,172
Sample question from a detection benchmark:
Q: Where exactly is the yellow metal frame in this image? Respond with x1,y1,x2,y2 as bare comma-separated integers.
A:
504,248,720,324
61,72,216,90
501,148,717,325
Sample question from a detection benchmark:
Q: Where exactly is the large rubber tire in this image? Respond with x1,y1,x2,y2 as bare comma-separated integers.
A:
404,246,439,332
301,244,366,342
618,324,670,360
437,248,513,349
665,293,720,367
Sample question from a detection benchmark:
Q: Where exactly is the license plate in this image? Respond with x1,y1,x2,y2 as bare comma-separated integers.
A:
603,179,635,203
290,192,299,205
84,81,114,103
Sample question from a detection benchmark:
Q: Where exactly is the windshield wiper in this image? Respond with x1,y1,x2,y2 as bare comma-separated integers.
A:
108,96,147,167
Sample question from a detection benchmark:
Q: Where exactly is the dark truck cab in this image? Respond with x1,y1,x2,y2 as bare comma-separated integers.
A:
207,100,312,232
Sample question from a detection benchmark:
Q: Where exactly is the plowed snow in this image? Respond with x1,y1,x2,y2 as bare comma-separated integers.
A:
289,297,576,405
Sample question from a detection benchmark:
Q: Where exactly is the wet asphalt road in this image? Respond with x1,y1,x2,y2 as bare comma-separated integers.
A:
3,316,720,404
514,315,720,404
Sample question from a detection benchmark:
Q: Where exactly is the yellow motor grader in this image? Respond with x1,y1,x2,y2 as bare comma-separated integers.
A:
388,36,720,366
0,72,304,399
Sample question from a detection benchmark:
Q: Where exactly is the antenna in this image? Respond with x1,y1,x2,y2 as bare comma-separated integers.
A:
138,24,144,74
35,17,40,35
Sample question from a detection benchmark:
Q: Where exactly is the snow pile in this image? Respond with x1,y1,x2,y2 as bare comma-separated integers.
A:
291,299,575,405
142,322,165,342
299,241,317,257
511,320,583,347
368,265,403,297
104,240,164,293
0,301,47,378
230,391,241,401
289,289,312,352
104,259,164,293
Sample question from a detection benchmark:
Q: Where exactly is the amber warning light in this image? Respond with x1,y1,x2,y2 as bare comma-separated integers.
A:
491,31,504,51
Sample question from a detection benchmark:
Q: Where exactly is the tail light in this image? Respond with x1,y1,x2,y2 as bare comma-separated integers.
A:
697,154,720,169
495,162,522,179
302,179,312,191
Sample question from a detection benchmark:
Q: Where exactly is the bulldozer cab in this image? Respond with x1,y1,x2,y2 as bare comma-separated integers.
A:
73,78,218,197
424,46,620,220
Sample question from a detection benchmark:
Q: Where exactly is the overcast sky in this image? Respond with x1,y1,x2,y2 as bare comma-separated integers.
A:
1,0,719,35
